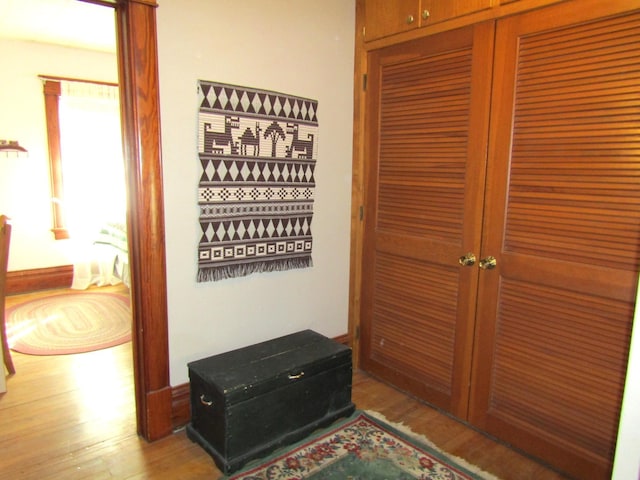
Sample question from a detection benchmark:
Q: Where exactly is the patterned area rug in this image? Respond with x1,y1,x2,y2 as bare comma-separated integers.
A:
226,411,500,480
197,80,318,282
6,292,131,355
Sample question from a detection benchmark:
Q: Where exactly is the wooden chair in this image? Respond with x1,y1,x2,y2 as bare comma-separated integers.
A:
1,214,15,375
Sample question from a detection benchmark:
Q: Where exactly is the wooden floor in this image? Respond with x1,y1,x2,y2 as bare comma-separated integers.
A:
1,288,568,479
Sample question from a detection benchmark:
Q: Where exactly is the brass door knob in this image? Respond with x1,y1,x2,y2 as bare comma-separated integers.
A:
479,256,497,270
406,14,415,24
458,252,476,267
422,10,430,20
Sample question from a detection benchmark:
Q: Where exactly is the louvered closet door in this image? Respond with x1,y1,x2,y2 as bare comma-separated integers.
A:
360,23,494,417
469,1,640,478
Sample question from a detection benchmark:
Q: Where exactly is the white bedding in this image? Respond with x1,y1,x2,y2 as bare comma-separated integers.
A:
71,223,130,290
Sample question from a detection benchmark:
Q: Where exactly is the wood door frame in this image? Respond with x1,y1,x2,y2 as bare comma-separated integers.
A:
82,0,172,441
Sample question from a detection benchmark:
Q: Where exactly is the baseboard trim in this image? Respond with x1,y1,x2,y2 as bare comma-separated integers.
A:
171,383,191,430
170,333,353,430
145,386,174,441
333,333,350,346
6,265,73,295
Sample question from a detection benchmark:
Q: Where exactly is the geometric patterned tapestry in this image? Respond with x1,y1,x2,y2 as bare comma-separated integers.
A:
197,80,318,282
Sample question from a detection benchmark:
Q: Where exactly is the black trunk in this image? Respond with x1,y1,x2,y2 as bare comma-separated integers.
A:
186,330,355,474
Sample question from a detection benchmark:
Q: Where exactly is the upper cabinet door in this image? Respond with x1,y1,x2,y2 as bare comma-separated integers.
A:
364,0,421,41
420,0,494,27
364,0,494,42
470,1,640,478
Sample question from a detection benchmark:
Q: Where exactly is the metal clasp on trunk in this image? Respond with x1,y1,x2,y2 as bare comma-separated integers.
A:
200,394,213,406
288,372,305,380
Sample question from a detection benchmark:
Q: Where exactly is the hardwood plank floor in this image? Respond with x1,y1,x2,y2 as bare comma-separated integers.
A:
1,288,568,479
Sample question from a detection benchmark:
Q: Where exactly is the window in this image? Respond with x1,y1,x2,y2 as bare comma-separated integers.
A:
42,77,125,241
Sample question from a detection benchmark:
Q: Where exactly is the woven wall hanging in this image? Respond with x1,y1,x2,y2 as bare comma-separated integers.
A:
197,80,318,282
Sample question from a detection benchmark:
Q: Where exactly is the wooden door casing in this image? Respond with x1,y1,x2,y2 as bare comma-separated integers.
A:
469,2,640,478
360,23,494,418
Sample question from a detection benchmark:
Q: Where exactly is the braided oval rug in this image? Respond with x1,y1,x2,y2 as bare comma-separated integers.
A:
6,291,131,355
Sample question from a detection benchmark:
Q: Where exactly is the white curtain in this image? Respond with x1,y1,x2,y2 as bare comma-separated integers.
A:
58,80,125,244
57,80,128,289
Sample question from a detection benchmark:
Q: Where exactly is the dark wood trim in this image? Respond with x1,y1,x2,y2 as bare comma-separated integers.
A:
84,0,118,6
115,0,171,441
128,0,158,6
6,265,73,295
51,228,70,240
42,79,68,240
171,383,191,430
39,75,118,88
145,387,173,440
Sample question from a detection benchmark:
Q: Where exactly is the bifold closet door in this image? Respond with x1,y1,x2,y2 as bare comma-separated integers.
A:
469,1,640,478
360,23,494,417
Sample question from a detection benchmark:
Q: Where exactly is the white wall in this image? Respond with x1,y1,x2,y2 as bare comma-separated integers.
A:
613,281,640,479
0,38,118,271
156,0,356,384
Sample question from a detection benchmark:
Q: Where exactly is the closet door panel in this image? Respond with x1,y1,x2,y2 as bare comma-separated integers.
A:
360,23,494,416
471,2,640,478
366,251,463,407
